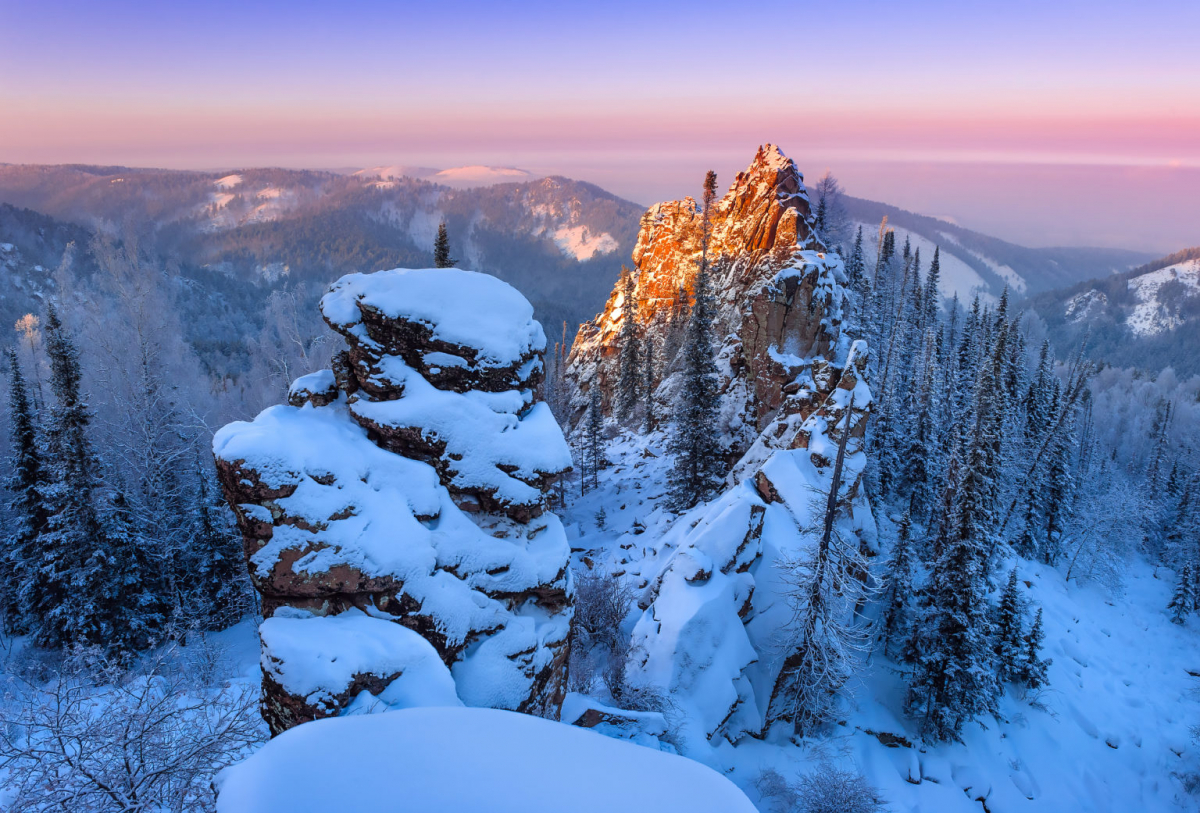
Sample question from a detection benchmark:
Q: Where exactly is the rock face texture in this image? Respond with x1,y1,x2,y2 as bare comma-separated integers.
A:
214,268,574,736
566,145,876,750
566,144,848,457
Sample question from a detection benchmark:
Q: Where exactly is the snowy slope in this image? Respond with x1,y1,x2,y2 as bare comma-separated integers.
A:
854,220,996,306
560,432,1200,812
1125,259,1200,337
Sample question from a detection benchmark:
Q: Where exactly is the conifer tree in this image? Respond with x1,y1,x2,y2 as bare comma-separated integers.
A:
1042,399,1075,564
2,347,48,633
615,266,642,421
994,568,1024,682
433,221,456,268
667,171,724,510
906,450,999,741
35,304,107,648
642,336,657,431
76,489,164,650
880,511,916,659
186,455,247,628
847,227,866,292
1017,608,1051,690
1169,562,1194,624
583,387,604,493
923,246,942,326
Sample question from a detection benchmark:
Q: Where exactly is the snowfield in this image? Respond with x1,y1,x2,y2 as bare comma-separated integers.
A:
215,706,757,813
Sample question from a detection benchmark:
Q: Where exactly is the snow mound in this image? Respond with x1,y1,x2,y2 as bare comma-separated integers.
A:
215,707,756,813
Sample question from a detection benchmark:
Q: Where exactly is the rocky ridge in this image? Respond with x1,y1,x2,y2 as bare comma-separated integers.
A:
565,144,851,456
214,268,574,735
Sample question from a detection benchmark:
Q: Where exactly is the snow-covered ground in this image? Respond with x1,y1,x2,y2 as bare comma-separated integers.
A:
560,431,1200,812
1126,260,1200,337
552,224,619,261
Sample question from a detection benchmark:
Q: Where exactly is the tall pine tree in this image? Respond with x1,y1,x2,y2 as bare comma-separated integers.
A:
615,266,642,421
433,221,456,268
2,348,49,634
667,171,724,510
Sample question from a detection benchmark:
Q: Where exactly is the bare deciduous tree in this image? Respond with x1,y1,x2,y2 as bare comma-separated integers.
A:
0,645,264,813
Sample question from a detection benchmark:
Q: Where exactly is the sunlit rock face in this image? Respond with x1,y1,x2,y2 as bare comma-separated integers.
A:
565,144,850,459
214,268,574,736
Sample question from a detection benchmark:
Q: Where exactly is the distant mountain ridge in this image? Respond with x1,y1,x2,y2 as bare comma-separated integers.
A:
0,161,1169,379
0,163,643,357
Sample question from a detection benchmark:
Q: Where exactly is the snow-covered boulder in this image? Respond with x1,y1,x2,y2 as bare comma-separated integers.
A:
215,707,757,813
321,268,546,395
258,609,462,732
215,268,574,735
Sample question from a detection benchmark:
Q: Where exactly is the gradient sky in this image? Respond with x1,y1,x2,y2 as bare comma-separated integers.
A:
2,0,1198,251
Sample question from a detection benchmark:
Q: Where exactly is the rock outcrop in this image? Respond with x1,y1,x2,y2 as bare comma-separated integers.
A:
566,145,876,750
214,268,574,735
566,144,849,457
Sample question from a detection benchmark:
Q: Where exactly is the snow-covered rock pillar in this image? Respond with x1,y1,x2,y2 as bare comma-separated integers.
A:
214,268,574,735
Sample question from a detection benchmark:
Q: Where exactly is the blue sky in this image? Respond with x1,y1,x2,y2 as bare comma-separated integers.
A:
1,0,1197,249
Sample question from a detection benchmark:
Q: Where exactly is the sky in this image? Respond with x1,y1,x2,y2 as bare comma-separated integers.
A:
1,0,1198,252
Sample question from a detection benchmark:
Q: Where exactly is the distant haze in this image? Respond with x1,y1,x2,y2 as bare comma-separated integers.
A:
2,0,1197,252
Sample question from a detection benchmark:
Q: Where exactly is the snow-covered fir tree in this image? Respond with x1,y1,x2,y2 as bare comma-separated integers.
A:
879,511,916,659
433,221,456,268
993,568,1024,683
1169,562,1194,624
615,266,641,422
666,171,725,510
583,386,604,493
1017,607,1051,690
642,335,657,431
2,347,49,634
905,452,999,742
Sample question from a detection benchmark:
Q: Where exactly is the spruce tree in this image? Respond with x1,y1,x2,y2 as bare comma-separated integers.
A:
847,227,866,292
583,387,604,493
1042,395,1075,565
667,172,725,510
906,451,999,742
923,246,942,326
1017,608,1051,690
642,336,657,431
76,490,164,651
1169,563,1194,624
433,221,456,268
2,347,49,634
994,568,1024,682
36,304,106,648
615,266,642,421
880,511,916,659
187,455,247,628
